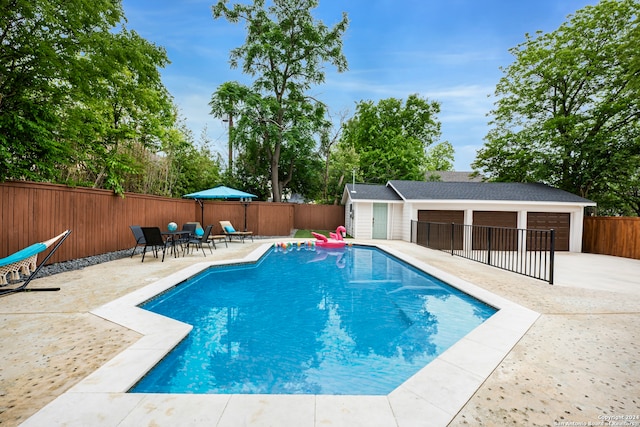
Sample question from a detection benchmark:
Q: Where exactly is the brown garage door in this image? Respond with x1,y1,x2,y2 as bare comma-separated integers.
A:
473,211,517,228
527,212,570,251
472,211,518,250
417,210,464,249
418,210,464,224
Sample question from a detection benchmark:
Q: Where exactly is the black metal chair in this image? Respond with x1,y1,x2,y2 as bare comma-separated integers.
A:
140,227,171,262
184,225,214,257
175,223,197,248
182,223,197,236
129,225,146,258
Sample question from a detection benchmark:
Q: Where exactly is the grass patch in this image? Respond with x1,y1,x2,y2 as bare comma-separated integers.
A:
294,229,351,239
294,229,329,238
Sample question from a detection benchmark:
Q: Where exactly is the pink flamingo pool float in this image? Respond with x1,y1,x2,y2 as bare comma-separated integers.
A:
312,226,347,248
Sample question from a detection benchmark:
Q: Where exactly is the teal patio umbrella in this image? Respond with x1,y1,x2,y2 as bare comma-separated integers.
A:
183,185,258,228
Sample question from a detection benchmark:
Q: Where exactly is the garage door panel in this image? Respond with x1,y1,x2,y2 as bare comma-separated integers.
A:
418,210,464,224
473,211,517,228
472,211,518,250
417,210,463,249
527,212,570,251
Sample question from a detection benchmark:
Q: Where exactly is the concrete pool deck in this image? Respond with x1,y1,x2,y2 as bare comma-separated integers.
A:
1,240,639,426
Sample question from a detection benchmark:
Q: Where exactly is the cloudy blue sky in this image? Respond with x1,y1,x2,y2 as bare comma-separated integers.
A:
121,0,597,171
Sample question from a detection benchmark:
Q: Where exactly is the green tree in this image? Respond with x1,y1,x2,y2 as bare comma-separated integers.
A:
317,109,348,203
473,0,640,214
167,124,223,197
340,94,442,184
208,81,252,175
425,141,455,173
212,0,348,202
210,81,317,200
209,80,257,178
326,142,359,204
226,90,325,201
0,0,124,181
61,28,174,194
0,0,207,197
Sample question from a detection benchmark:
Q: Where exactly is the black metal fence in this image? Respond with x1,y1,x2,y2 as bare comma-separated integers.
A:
411,221,555,284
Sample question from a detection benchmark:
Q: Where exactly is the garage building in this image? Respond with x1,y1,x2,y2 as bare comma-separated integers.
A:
341,180,595,252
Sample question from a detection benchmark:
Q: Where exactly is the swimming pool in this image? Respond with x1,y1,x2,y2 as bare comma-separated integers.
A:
130,245,496,395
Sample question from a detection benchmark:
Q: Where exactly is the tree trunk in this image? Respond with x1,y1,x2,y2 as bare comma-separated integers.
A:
333,174,344,205
270,141,282,202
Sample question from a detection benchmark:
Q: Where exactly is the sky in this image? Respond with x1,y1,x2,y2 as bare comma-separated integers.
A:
120,0,598,171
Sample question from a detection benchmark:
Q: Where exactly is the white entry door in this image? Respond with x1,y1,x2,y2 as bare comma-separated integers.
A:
372,203,388,239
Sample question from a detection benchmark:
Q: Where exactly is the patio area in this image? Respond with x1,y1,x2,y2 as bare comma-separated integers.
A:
1,239,638,426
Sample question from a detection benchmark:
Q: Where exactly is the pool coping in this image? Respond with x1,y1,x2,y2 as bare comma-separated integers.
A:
21,242,540,427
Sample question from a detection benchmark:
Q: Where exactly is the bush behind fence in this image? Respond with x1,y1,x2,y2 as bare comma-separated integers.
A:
0,181,345,264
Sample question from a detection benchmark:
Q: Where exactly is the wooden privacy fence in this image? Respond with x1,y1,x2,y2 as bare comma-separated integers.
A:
582,216,640,260
0,181,345,264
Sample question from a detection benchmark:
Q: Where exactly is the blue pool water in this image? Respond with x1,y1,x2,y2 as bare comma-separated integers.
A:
131,245,496,395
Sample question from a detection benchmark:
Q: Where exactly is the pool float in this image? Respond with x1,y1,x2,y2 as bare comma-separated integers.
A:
312,226,347,248
330,225,347,240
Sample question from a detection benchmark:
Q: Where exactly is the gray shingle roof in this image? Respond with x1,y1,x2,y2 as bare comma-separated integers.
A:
387,180,594,203
345,183,403,201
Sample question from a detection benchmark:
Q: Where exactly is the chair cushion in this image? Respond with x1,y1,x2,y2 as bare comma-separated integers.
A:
224,225,236,233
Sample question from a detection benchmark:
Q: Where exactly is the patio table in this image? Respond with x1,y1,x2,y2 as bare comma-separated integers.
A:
161,230,191,257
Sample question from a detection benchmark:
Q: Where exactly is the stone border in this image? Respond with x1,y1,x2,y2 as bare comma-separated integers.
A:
21,243,539,427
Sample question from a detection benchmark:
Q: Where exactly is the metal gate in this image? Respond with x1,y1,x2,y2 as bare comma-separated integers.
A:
411,221,556,284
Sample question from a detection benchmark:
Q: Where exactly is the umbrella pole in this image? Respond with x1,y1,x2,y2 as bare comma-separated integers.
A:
196,199,204,226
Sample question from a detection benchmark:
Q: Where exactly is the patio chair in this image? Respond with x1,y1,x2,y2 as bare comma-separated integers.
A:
181,223,198,236
0,230,72,295
183,222,201,231
140,227,171,262
175,223,198,247
219,220,253,243
188,221,227,248
184,225,214,256
129,225,146,258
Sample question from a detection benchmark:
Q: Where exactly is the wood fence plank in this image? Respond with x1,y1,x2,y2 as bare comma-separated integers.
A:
582,217,640,260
